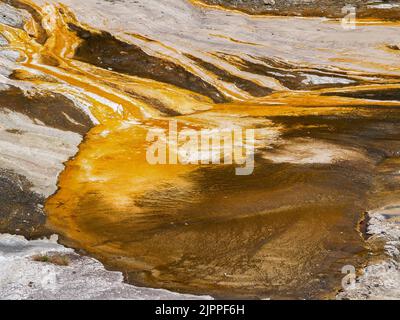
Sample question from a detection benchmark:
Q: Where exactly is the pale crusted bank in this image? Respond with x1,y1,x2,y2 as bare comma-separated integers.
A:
337,205,400,300
0,233,212,300
0,7,91,236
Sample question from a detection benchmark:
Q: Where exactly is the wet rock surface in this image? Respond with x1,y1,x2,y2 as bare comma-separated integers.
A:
0,95,87,197
69,24,227,103
0,234,212,300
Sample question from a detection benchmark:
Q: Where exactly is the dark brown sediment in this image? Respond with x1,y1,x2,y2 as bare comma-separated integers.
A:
0,87,93,135
2,0,48,44
68,24,228,103
2,0,400,300
126,91,182,116
387,44,400,51
0,168,50,238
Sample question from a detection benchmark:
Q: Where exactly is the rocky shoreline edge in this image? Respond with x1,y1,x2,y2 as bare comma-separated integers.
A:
1,0,400,300
0,233,212,300
337,205,400,300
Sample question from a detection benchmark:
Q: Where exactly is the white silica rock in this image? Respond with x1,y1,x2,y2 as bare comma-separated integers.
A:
0,35,8,47
0,233,213,300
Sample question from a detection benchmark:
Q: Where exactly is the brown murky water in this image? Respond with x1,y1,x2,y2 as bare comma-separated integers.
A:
2,0,400,299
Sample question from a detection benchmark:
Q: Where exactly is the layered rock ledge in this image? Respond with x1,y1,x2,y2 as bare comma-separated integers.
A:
197,0,400,19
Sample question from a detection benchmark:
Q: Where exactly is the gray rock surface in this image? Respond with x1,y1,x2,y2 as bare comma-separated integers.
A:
337,205,400,300
0,6,93,237
0,35,7,47
0,2,30,28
